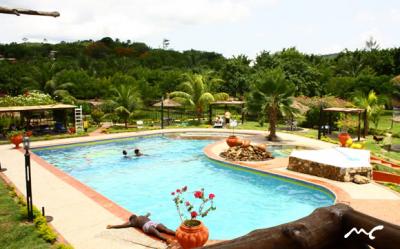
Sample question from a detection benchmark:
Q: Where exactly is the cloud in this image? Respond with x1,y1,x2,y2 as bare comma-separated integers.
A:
0,0,255,43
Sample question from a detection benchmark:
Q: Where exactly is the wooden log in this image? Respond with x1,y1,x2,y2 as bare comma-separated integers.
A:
0,6,60,17
342,209,400,249
203,204,400,249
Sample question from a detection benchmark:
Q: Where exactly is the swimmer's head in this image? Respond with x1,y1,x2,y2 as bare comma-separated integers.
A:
123,150,127,155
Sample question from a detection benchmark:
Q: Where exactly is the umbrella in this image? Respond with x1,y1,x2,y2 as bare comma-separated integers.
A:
153,98,182,126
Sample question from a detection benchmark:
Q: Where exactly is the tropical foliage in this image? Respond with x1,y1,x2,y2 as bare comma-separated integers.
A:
247,68,296,141
110,85,142,128
170,73,229,121
0,91,55,107
353,90,387,135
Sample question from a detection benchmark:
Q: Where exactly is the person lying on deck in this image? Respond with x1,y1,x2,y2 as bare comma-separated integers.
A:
106,213,175,243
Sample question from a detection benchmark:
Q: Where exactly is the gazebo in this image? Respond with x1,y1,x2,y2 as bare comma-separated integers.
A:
208,100,245,125
318,107,366,141
153,97,182,128
0,104,76,135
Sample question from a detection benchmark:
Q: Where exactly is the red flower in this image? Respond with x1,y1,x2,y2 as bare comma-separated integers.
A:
209,193,215,199
194,191,203,198
185,201,190,206
182,186,187,192
171,192,175,195
176,189,181,193
191,211,198,218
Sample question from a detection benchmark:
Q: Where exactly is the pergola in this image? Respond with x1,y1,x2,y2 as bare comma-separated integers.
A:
208,100,245,125
0,104,76,133
318,107,366,141
153,97,182,128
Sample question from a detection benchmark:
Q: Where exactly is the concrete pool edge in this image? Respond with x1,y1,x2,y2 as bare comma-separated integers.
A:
203,141,352,204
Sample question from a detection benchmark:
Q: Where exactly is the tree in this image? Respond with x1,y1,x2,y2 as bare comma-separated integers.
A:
170,73,228,122
248,68,296,141
220,55,252,97
111,85,142,128
353,90,386,135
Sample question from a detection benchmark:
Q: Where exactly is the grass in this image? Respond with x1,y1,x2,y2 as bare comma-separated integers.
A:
383,182,400,193
0,178,52,249
372,163,400,176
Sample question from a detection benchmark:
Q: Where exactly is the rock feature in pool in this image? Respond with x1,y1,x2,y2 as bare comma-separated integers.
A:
220,143,274,161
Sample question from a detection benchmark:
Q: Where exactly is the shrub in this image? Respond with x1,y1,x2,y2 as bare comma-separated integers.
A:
0,91,55,107
91,109,104,125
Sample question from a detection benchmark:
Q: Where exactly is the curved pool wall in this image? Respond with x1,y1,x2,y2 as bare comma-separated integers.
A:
33,134,335,240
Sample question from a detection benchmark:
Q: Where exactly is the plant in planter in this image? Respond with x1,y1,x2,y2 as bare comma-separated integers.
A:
226,119,240,147
336,116,357,147
7,130,24,149
172,186,216,249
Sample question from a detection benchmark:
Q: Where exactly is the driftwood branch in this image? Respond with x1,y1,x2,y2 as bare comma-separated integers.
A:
203,204,400,249
0,6,60,17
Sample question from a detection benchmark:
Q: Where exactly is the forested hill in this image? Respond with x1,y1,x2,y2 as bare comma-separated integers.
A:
0,37,399,105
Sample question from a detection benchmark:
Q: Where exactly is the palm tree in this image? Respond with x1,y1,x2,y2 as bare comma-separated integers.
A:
353,90,386,135
44,78,75,98
112,85,142,128
248,68,296,141
170,73,228,122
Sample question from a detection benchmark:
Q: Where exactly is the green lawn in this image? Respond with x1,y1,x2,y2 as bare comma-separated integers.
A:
0,179,52,249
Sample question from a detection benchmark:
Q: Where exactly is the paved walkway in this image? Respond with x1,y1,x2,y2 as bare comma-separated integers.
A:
1,128,399,249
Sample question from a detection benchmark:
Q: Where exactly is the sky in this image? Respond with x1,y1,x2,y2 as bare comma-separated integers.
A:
1,0,400,59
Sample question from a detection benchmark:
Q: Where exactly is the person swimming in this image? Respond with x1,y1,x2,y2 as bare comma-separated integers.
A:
122,150,131,159
134,148,144,157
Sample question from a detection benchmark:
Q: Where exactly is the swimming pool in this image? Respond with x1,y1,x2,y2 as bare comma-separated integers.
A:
34,135,334,240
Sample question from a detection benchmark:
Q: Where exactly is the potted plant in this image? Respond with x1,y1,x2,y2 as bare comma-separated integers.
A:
172,186,216,249
337,116,356,147
7,130,24,149
226,119,240,147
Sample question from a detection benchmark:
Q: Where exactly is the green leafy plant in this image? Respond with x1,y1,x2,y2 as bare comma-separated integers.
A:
0,91,56,107
7,130,24,139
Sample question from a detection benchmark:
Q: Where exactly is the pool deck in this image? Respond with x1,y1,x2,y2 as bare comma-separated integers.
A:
1,128,400,249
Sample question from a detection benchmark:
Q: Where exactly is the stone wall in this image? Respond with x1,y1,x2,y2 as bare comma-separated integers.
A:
288,156,371,182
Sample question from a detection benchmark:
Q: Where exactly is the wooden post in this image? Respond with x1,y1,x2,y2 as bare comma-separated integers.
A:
241,103,244,124
209,105,212,125
161,97,164,129
357,111,361,141
318,106,323,139
363,110,367,138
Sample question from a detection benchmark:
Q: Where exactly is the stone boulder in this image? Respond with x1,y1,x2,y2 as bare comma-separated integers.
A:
353,174,370,184
220,144,274,161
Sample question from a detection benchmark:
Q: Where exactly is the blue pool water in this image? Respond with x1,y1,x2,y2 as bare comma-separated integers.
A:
34,135,334,240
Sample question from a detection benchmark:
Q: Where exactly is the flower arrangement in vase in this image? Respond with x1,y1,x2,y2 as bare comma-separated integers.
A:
172,186,216,249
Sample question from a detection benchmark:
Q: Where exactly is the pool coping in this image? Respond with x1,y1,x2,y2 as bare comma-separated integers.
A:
203,141,352,204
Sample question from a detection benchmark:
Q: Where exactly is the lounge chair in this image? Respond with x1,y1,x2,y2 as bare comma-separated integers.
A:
136,120,144,129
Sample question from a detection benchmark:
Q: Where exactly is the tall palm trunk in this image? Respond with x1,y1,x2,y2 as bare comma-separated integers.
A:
196,106,203,123
268,106,278,141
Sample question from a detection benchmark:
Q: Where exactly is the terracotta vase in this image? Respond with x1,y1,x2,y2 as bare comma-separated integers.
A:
176,220,209,249
68,127,76,134
241,139,251,148
338,132,351,147
256,144,267,151
226,135,239,147
10,134,23,149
